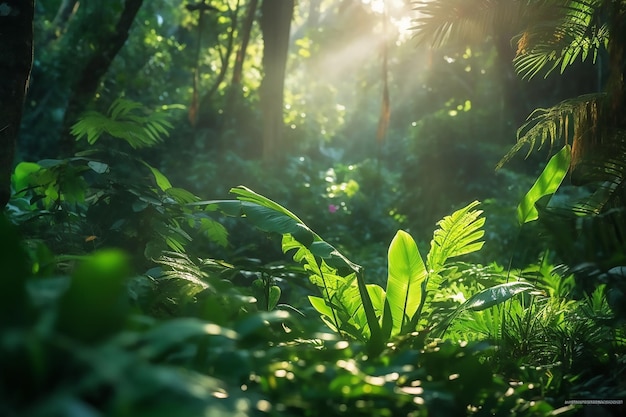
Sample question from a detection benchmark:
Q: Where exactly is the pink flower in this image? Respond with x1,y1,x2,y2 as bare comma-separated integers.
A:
328,204,339,213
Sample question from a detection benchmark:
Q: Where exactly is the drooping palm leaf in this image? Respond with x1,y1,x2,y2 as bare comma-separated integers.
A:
198,187,384,350
497,93,605,168
539,205,626,271
570,131,626,213
412,0,527,48
513,0,608,79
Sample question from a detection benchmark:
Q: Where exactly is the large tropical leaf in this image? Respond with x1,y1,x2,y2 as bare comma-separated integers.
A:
427,201,485,274
517,144,571,225
197,187,383,350
383,231,428,336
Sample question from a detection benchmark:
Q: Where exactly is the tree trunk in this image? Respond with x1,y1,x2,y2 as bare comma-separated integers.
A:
231,0,259,88
606,2,626,127
199,0,240,113
259,0,294,162
0,0,35,209
59,0,144,157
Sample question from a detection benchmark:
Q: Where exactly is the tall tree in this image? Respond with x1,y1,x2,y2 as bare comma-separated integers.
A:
259,0,294,162
0,0,35,209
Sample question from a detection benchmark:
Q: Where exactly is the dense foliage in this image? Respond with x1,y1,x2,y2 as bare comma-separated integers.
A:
3,1,626,416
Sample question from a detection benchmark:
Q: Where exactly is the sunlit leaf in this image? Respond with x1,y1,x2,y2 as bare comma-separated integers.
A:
268,285,281,310
461,281,535,311
12,161,41,195
383,231,427,336
517,145,571,225
141,160,172,191
427,201,485,274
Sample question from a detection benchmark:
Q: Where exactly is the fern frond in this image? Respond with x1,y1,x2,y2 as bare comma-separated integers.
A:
427,201,485,274
156,251,210,289
497,93,605,168
71,98,174,149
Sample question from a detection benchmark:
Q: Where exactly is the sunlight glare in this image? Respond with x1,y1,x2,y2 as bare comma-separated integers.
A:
363,0,386,14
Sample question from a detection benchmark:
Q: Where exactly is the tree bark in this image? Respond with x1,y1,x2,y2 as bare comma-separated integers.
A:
606,2,626,126
199,0,240,113
59,0,144,157
259,0,294,162
231,0,258,87
0,0,34,209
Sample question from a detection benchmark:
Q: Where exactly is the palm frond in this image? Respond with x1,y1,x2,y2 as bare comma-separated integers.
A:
570,131,626,212
497,93,605,168
514,0,608,79
412,0,532,48
538,206,626,278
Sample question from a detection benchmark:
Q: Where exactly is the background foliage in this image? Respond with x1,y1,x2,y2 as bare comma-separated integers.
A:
3,0,626,416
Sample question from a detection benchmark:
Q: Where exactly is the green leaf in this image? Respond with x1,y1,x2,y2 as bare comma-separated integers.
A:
137,318,238,358
268,285,281,310
201,188,362,273
427,201,485,273
166,187,199,204
198,188,382,348
230,186,307,226
461,281,535,311
308,295,335,322
242,203,314,246
87,160,109,174
71,98,173,148
198,217,228,247
517,145,571,225
234,310,290,338
141,160,172,192
12,162,41,195
433,281,536,338
383,231,428,336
